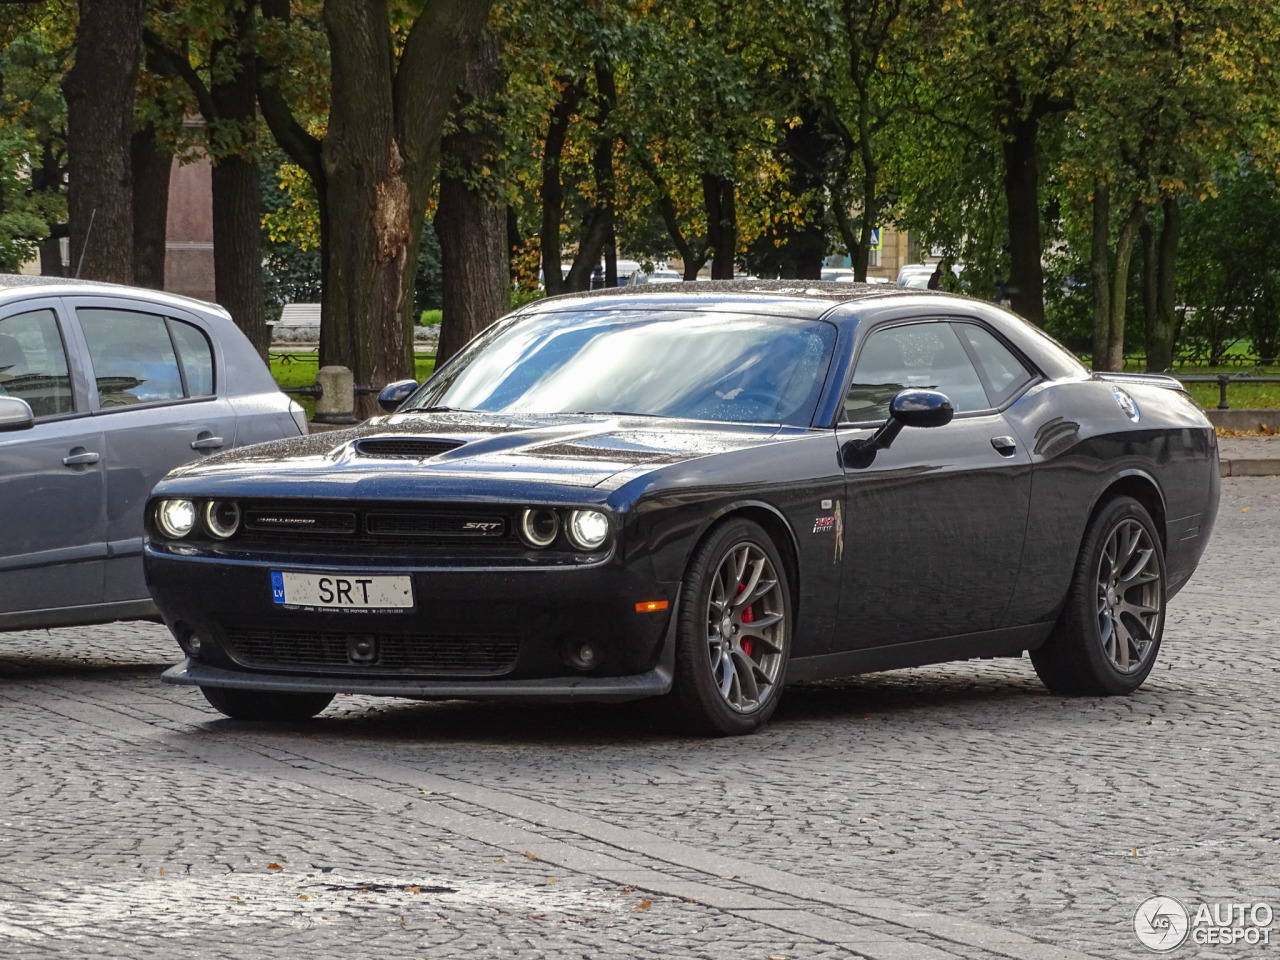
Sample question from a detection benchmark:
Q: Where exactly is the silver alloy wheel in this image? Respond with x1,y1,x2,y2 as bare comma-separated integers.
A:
705,541,786,712
1096,518,1163,673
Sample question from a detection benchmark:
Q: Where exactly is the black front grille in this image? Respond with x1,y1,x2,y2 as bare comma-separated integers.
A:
354,437,463,459
224,627,520,675
234,501,514,547
366,512,506,538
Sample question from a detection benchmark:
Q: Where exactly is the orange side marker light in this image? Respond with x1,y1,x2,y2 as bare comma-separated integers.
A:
635,600,669,613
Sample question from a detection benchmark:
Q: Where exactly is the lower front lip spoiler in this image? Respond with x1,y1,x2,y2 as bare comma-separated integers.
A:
161,659,673,704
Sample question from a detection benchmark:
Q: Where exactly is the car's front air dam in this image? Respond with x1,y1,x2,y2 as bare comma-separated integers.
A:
144,546,676,684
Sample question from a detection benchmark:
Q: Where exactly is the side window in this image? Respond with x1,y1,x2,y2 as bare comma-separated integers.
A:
845,322,989,423
0,308,74,417
78,308,185,407
169,319,215,397
958,324,1034,406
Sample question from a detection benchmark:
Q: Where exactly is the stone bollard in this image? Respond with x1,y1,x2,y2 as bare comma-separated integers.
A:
312,365,356,425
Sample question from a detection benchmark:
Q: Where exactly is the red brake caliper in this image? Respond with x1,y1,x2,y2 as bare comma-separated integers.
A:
736,581,755,658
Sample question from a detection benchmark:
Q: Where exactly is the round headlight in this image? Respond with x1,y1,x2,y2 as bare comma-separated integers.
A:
519,508,560,548
566,509,609,550
202,500,241,539
156,499,197,539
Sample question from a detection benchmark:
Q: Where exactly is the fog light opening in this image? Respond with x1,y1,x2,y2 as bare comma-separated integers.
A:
565,640,601,672
177,627,204,659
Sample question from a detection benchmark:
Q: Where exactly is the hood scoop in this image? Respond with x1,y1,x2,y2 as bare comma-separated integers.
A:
354,436,465,459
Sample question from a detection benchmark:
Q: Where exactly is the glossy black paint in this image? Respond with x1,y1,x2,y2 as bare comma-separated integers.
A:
144,282,1220,703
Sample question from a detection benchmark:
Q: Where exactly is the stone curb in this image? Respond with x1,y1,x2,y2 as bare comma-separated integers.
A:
1219,458,1280,477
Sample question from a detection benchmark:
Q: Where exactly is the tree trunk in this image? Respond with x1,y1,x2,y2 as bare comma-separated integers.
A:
538,82,579,297
131,125,170,290
1148,197,1181,372
1090,183,1111,370
435,33,508,365
1107,203,1146,371
316,0,491,417
704,174,736,280
32,144,67,276
1002,110,1045,326
63,0,144,283
210,5,268,358
1141,219,1157,369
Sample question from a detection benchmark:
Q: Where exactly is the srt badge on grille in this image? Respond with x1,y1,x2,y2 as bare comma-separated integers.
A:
462,521,503,531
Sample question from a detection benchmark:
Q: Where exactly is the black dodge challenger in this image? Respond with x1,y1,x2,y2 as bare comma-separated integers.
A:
145,282,1220,735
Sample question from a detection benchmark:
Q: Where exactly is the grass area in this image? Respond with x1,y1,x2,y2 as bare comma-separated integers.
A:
1120,361,1280,410
270,353,437,420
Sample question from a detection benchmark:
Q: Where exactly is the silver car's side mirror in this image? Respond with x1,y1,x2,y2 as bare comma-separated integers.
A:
0,395,35,432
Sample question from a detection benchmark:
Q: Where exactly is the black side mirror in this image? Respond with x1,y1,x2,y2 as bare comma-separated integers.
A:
377,379,418,413
0,395,35,432
842,389,953,469
889,389,954,429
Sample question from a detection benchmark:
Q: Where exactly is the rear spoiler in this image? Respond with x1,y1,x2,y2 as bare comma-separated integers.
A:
1094,371,1189,395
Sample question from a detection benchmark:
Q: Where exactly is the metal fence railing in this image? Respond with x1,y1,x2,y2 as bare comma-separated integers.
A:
1173,375,1280,410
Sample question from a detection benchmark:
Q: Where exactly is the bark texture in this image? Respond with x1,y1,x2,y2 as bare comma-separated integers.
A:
1002,109,1045,326
261,0,492,416
63,0,144,283
210,7,268,358
131,125,170,290
435,33,508,365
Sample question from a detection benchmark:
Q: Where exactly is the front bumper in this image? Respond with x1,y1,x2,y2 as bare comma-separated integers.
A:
162,654,673,703
144,543,678,694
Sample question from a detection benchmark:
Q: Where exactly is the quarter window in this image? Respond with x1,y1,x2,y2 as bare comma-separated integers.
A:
845,322,989,422
958,324,1034,406
78,308,214,407
0,308,74,418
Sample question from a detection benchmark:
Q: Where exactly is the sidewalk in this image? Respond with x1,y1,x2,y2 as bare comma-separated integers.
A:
1218,435,1280,476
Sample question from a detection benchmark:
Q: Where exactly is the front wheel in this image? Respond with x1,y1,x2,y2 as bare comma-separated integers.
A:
199,685,335,721
668,518,792,736
1031,495,1166,695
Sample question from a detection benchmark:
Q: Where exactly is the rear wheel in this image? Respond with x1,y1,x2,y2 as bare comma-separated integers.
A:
199,685,334,721
1031,496,1166,695
669,519,791,736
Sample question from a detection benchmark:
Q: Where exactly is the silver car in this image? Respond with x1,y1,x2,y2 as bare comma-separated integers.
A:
0,276,305,631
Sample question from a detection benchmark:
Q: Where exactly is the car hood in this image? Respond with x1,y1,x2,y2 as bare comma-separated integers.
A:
157,411,797,499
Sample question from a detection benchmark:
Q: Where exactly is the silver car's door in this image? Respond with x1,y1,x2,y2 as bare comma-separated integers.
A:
0,301,106,619
63,298,238,604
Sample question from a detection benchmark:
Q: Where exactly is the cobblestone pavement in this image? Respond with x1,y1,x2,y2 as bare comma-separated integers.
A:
2,478,1277,959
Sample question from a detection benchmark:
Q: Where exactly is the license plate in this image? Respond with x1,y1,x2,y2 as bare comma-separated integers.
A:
270,571,414,611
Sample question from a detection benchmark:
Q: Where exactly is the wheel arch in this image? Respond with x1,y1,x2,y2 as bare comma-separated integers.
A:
1090,470,1167,548
697,501,802,624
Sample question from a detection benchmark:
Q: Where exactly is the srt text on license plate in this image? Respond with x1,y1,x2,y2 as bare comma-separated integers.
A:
270,572,414,610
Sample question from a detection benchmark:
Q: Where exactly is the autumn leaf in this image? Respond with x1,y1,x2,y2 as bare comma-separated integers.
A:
267,863,283,871
523,851,537,861
634,899,652,911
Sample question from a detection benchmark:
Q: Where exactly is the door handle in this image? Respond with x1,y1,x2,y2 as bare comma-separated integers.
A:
190,435,225,451
990,436,1017,457
62,450,100,466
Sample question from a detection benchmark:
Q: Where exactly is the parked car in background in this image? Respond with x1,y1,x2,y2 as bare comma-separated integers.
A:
0,275,306,632
145,281,1218,735
896,264,936,288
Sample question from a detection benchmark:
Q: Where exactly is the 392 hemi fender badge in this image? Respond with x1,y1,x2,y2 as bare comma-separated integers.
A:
813,515,836,534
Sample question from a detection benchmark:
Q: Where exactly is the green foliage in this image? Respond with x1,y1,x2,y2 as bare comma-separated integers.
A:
1180,165,1280,363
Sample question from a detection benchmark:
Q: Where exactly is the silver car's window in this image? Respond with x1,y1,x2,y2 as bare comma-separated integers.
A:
410,310,838,427
169,319,215,397
79,308,185,407
845,322,988,422
0,308,74,417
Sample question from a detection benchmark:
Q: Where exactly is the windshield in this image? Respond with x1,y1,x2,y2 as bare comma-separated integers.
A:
406,308,837,426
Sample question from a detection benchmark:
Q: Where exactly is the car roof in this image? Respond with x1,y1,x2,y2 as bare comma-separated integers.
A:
527,279,935,320
0,273,226,317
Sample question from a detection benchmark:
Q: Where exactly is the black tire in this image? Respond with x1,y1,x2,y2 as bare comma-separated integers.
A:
668,518,792,736
199,685,334,721
1031,495,1166,696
